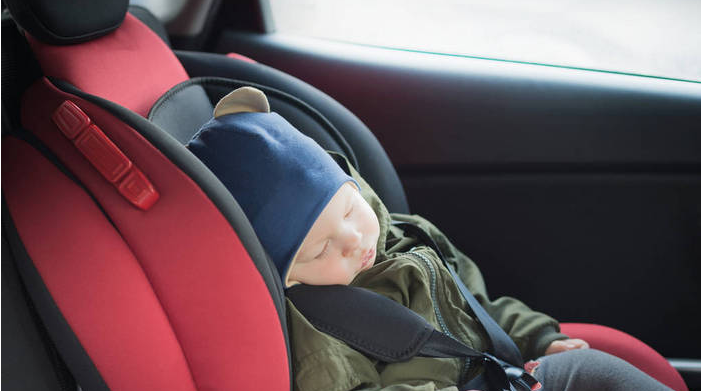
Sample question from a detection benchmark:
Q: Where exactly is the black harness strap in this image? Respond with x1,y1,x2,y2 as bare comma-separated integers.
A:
286,284,485,362
391,221,524,367
287,283,540,391
287,221,542,391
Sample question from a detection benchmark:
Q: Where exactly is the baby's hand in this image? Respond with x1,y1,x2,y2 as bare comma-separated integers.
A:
545,338,590,355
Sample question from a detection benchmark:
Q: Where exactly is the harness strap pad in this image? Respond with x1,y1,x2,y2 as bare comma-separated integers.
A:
287,284,443,363
287,284,487,362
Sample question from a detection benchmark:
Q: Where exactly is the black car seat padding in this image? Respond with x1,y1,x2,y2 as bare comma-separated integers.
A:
2,188,110,391
149,77,359,169
2,214,78,391
1,13,43,132
3,0,129,45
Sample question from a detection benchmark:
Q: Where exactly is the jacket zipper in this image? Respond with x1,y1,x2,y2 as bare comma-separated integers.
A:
408,248,472,384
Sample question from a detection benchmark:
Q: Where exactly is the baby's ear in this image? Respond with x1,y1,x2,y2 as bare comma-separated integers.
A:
214,86,271,118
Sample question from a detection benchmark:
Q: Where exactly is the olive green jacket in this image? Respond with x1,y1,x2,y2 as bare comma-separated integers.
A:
287,155,568,391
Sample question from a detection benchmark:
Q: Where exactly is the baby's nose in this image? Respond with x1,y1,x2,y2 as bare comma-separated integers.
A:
341,230,362,257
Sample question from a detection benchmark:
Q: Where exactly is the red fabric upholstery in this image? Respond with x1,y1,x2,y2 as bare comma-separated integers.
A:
561,323,687,391
7,77,290,391
3,138,199,391
26,13,189,117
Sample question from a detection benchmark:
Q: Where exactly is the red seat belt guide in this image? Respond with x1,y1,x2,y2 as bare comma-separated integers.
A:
74,125,132,183
51,100,160,210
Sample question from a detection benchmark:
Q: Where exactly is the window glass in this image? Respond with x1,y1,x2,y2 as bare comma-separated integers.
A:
268,0,700,81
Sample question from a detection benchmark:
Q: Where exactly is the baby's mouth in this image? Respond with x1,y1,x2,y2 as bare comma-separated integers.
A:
360,248,376,269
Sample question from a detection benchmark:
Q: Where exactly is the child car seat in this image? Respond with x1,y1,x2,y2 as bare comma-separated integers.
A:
0,1,688,390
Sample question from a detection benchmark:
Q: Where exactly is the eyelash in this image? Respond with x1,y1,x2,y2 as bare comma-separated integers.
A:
314,201,354,259
315,241,329,259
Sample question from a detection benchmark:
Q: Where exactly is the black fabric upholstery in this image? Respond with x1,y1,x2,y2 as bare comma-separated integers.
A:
1,230,72,391
52,80,292,366
176,50,410,214
1,13,42,132
4,0,128,45
1,16,70,389
197,78,358,167
149,77,359,169
148,81,213,144
127,5,170,48
287,284,437,362
2,196,111,391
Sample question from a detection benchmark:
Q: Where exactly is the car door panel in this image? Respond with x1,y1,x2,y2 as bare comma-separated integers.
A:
214,32,700,359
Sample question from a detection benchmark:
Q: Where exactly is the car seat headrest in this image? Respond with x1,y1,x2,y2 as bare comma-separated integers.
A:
4,0,129,45
23,13,189,117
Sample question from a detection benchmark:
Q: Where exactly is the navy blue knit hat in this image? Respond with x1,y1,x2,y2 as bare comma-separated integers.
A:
187,87,358,285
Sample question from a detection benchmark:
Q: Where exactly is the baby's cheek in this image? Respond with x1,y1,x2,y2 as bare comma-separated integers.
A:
294,258,358,286
336,262,357,286
310,262,352,286
291,263,328,285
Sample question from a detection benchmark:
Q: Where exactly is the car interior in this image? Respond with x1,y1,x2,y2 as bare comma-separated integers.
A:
1,0,699,390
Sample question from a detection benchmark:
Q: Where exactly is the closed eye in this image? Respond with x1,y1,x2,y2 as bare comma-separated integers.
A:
315,240,329,259
345,198,356,218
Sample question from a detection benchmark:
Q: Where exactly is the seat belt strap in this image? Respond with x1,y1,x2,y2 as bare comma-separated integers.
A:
287,284,541,391
391,221,525,367
287,284,483,362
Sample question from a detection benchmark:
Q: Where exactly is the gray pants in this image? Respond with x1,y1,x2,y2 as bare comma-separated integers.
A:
533,349,673,391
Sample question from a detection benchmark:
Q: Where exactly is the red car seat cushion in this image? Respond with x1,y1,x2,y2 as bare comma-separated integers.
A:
26,13,188,117
3,137,199,391
561,323,687,391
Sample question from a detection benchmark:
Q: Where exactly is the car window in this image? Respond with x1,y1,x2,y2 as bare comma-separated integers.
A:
267,0,701,82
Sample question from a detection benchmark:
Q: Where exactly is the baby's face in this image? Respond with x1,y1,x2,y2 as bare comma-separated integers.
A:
287,182,380,286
